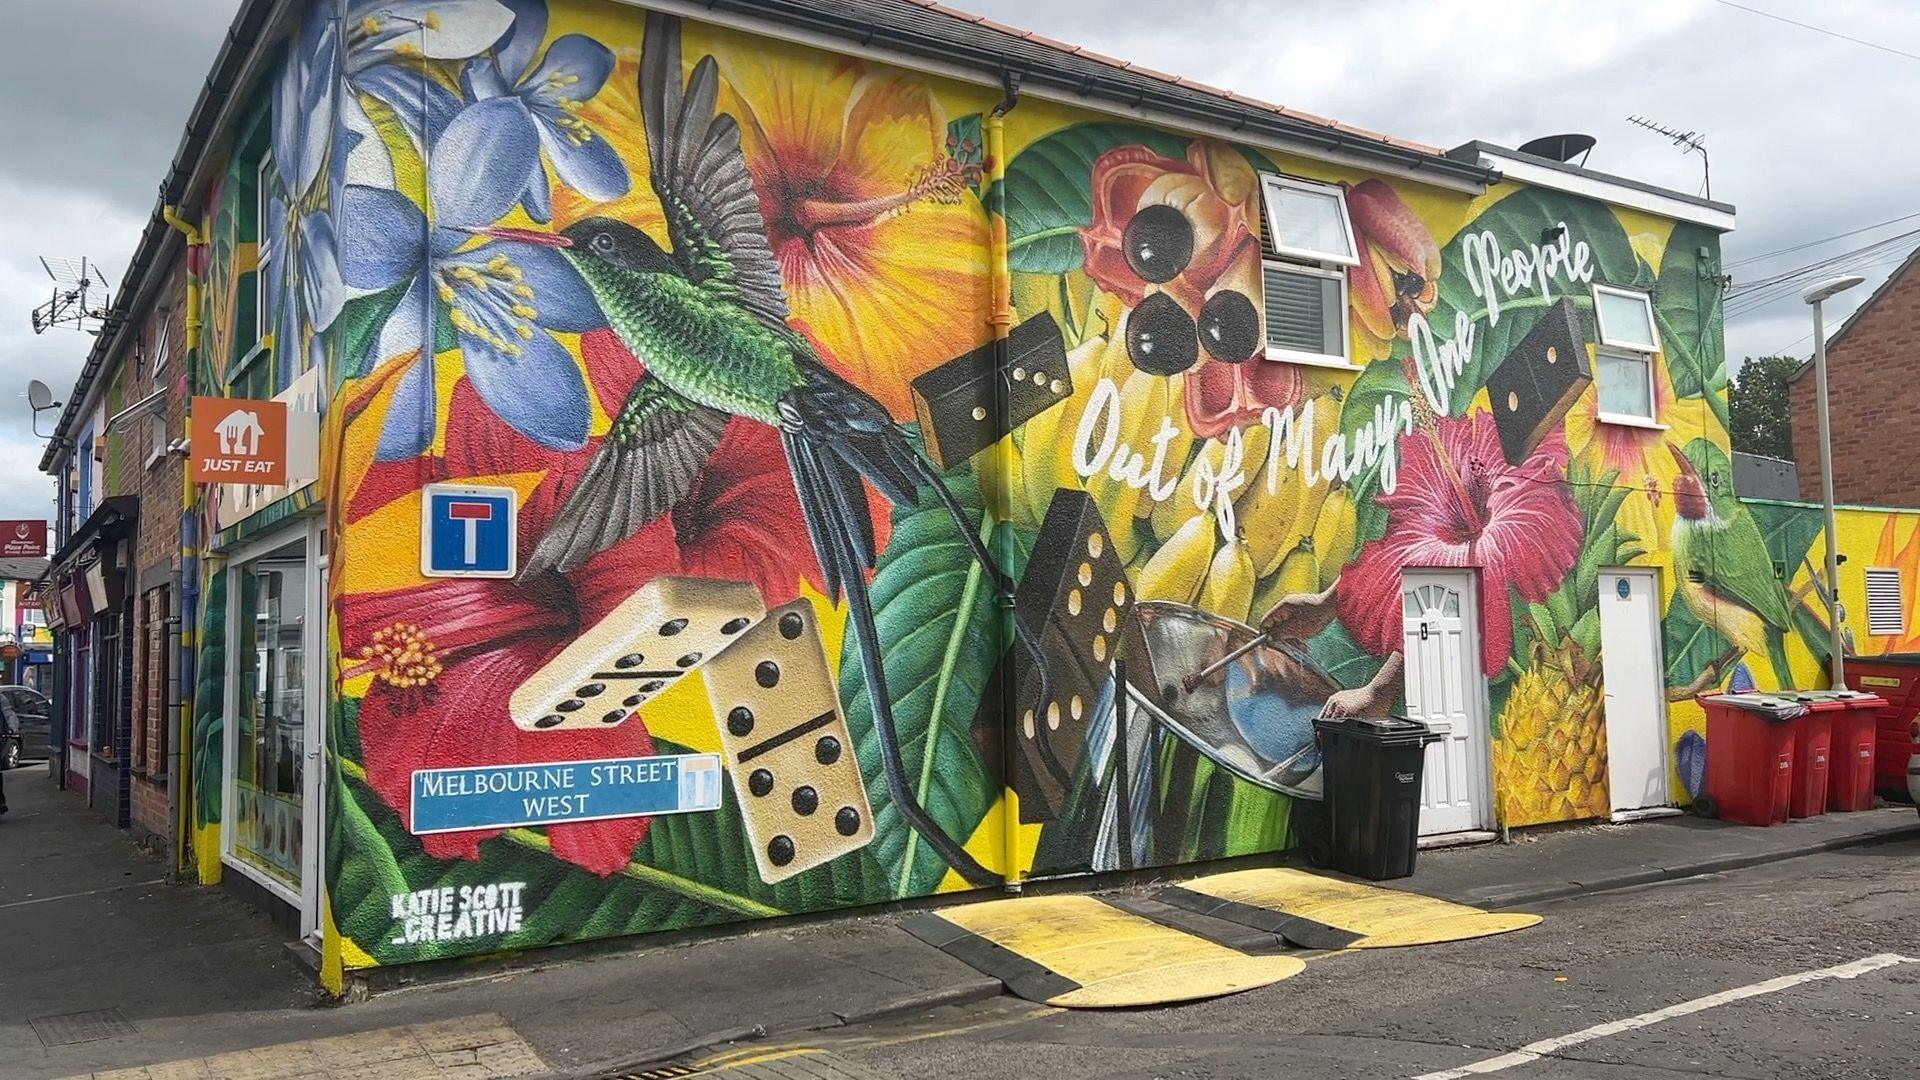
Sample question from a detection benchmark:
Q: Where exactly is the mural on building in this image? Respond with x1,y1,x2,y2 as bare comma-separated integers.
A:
230,0,1822,968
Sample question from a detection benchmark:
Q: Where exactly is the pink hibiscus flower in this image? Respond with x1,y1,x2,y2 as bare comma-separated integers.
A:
1334,411,1581,675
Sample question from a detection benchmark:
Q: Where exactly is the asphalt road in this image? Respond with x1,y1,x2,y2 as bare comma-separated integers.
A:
761,837,1920,1080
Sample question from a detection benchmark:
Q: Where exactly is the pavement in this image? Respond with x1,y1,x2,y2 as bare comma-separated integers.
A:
3,764,1916,1080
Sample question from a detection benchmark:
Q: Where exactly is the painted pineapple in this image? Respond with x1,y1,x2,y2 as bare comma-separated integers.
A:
1494,636,1611,826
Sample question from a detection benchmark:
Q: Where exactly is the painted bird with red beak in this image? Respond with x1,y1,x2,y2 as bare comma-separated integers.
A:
1669,443,1796,682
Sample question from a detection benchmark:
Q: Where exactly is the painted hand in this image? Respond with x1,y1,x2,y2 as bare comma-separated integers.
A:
1258,584,1337,643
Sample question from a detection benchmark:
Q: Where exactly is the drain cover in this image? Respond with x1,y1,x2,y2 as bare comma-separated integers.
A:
30,1008,137,1047
619,1050,890,1079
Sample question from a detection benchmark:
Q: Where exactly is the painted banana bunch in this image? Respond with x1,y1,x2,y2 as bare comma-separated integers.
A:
1010,321,1197,562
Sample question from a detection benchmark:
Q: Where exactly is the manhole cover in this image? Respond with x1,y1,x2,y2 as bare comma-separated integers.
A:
31,1008,137,1047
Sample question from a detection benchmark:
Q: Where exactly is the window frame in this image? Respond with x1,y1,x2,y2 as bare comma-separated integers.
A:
1260,259,1359,370
1255,173,1360,371
254,150,275,351
1592,346,1663,427
1258,173,1360,267
1589,284,1663,427
1593,283,1661,353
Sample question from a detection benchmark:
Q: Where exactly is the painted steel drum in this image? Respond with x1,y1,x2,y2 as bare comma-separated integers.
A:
1132,601,1341,798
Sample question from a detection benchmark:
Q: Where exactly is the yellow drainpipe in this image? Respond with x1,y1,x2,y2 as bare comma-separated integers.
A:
985,91,1020,892
162,205,203,879
161,206,204,352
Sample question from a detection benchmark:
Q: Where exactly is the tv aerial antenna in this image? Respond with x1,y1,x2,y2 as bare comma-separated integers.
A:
30,256,110,335
1625,115,1710,199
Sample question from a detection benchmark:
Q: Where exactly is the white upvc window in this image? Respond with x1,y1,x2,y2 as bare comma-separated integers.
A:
1258,174,1358,370
1591,284,1661,425
1260,174,1359,266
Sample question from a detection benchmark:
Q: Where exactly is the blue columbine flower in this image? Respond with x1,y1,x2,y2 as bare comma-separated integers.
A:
343,0,515,144
262,11,345,388
339,97,600,459
466,0,631,221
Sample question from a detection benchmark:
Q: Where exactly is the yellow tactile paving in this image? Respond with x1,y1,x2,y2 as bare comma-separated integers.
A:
67,1013,545,1080
1181,867,1541,948
925,894,1305,1008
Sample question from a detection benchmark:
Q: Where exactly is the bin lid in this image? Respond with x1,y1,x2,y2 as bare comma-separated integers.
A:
1312,715,1433,744
1699,692,1810,721
1777,689,1885,710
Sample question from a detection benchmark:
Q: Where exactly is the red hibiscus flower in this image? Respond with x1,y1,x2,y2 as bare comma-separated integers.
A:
1334,412,1580,675
1080,139,1300,439
337,330,850,874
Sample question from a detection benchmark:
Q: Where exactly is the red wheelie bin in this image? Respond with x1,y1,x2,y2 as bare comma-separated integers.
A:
1840,653,1920,801
1788,699,1833,819
1698,693,1801,826
1822,691,1887,811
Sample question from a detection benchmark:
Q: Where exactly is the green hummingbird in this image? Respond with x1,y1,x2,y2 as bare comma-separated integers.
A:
484,13,1043,887
1669,444,1796,683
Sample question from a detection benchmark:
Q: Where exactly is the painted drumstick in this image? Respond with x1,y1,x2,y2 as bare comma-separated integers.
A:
1179,632,1271,694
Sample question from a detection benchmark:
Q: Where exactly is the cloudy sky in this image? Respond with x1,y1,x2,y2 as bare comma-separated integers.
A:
1,0,1915,523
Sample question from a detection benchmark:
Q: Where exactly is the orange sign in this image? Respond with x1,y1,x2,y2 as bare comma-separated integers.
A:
190,397,288,485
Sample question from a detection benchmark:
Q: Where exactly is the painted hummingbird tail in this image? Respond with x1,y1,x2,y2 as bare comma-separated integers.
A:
776,365,1002,886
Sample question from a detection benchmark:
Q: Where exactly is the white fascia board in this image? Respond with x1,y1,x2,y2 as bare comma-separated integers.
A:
1467,149,1736,232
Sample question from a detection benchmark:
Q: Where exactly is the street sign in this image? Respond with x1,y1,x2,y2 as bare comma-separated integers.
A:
0,521,47,557
190,396,288,484
409,753,724,834
421,483,517,578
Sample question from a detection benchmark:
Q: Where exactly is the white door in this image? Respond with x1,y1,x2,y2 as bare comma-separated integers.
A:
1599,568,1669,814
1401,571,1491,836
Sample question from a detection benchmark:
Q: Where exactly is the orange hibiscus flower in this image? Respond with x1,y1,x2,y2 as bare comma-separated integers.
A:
713,44,990,419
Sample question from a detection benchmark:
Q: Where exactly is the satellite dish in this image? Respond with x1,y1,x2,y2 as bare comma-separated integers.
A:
27,380,57,411
1517,133,1597,165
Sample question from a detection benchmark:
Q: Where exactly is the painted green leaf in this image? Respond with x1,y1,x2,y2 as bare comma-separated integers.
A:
331,281,410,382
946,112,986,196
1653,221,1731,431
192,571,227,828
1333,359,1413,544
1001,122,1193,274
1663,597,1732,690
1306,617,1386,692
1746,500,1824,579
1420,187,1652,416
840,471,1018,898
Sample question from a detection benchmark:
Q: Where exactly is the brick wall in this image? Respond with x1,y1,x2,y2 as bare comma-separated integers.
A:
1792,255,1920,506
121,262,187,843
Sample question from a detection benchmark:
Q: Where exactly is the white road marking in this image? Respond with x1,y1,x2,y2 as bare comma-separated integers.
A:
1413,952,1918,1079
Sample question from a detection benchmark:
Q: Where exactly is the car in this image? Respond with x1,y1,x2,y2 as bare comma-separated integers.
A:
0,686,53,770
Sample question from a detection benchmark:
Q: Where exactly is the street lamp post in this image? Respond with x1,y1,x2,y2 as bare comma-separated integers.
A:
1802,274,1867,689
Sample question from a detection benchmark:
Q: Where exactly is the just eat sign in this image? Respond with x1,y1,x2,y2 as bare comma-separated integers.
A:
190,397,288,485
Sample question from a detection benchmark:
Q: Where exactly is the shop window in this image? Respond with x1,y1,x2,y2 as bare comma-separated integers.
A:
1592,284,1660,424
1866,567,1905,636
1258,174,1357,369
231,538,307,889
